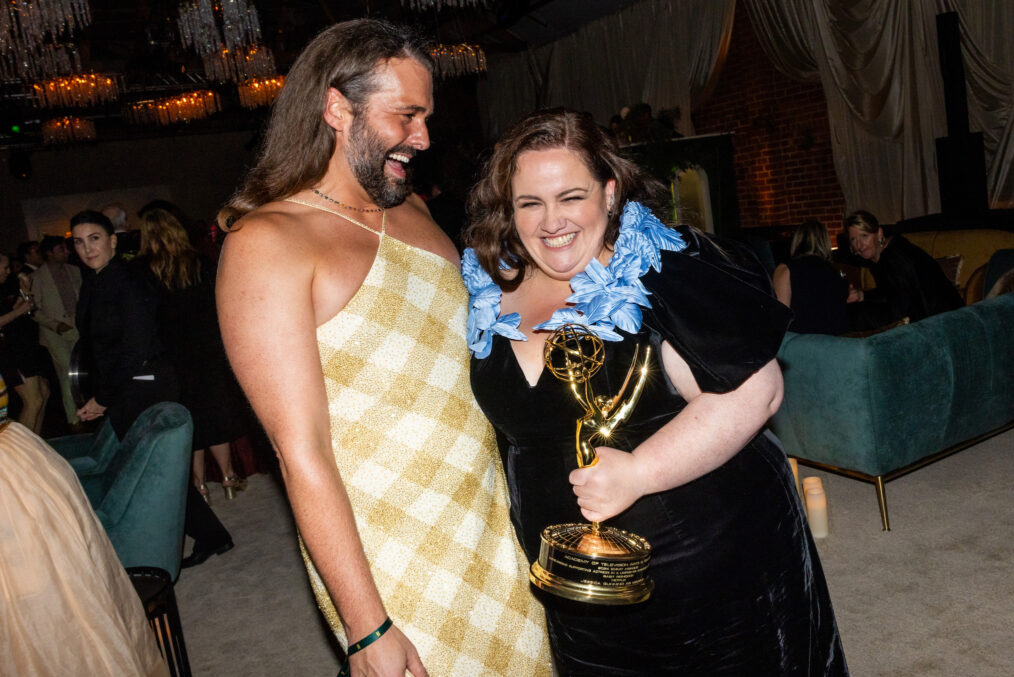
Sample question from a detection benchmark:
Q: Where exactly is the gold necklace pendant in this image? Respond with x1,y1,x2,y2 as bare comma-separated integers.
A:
312,188,383,213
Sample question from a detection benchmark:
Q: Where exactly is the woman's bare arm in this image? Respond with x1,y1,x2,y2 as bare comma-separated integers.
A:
571,342,783,522
773,263,792,308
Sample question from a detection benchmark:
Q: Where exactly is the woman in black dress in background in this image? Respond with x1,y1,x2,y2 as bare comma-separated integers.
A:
138,204,248,504
72,209,233,568
462,109,847,675
773,219,853,335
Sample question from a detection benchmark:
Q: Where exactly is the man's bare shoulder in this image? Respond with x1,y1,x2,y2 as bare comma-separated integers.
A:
223,201,327,264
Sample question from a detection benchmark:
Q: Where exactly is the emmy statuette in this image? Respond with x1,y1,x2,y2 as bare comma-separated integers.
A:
529,323,654,605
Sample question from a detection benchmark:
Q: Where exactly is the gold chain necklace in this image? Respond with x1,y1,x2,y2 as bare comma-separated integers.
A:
312,188,383,213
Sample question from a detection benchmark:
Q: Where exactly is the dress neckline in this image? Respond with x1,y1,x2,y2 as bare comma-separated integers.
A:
284,197,386,237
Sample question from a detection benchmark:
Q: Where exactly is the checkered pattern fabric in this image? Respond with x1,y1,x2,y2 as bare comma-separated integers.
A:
305,234,552,676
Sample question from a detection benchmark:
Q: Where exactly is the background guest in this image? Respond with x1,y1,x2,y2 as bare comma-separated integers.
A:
845,210,963,331
138,204,248,504
29,235,82,427
16,240,43,278
773,219,852,335
101,202,141,259
72,211,174,435
71,209,233,569
0,375,169,677
0,253,51,433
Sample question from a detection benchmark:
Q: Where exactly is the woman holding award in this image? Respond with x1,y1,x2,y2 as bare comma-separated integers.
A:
463,108,848,675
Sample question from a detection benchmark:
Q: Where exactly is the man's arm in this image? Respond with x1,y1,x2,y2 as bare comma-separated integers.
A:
217,215,425,677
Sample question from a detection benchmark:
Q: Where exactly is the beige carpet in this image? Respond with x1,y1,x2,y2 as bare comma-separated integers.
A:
174,428,1014,676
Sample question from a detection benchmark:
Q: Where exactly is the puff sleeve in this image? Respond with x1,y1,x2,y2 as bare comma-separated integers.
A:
641,228,791,394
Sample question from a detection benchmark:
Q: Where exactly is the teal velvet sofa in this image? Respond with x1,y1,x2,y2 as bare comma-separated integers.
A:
48,402,193,579
770,294,1014,530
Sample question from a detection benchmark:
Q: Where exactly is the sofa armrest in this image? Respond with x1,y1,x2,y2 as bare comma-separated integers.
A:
771,333,881,474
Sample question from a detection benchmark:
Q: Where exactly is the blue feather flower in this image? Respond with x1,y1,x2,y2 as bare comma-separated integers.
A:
463,203,686,358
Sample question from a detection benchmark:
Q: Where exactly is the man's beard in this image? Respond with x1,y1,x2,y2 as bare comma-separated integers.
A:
346,114,415,209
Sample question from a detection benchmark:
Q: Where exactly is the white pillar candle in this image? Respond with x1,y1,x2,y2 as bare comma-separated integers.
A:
788,458,801,498
804,485,829,538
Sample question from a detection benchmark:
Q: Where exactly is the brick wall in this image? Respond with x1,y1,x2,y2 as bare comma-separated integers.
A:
694,5,846,236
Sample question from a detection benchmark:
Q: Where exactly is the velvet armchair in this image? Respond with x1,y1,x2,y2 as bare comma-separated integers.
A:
48,402,193,580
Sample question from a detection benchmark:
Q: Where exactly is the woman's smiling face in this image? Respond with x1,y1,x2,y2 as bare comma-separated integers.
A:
511,146,615,282
72,222,117,272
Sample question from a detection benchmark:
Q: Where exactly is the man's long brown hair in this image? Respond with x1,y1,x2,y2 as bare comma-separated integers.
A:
219,19,433,229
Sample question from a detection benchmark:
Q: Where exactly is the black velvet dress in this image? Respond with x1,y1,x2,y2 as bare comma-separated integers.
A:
470,231,848,676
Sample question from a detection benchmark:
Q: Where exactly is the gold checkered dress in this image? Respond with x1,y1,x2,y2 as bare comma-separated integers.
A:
305,228,552,675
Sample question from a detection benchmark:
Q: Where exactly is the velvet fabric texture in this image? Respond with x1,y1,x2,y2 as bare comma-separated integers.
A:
772,294,1014,477
48,402,193,580
471,239,847,675
785,256,850,335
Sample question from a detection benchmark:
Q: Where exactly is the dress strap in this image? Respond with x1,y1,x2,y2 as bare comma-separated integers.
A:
284,197,385,237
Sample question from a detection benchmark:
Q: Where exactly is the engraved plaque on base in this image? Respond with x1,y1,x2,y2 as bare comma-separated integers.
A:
529,523,653,605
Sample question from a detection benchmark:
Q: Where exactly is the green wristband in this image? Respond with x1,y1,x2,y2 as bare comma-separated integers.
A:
337,617,393,676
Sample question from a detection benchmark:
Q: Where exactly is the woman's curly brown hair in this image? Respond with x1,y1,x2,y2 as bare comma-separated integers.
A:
464,107,666,292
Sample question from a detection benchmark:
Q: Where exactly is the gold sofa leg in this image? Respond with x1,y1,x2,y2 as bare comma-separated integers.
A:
874,476,890,531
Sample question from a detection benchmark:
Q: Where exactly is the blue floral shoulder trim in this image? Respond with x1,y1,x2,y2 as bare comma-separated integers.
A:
462,201,686,358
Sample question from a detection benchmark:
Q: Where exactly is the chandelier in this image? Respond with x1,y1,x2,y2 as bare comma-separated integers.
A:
42,115,96,144
177,0,275,83
125,90,221,126
0,0,91,80
401,0,488,9
237,75,284,109
202,44,276,84
33,73,120,108
430,43,487,78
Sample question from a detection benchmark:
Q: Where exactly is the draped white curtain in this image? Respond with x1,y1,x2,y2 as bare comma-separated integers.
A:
477,0,735,142
745,0,1014,223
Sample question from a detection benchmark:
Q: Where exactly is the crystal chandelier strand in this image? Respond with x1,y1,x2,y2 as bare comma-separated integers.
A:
1,0,92,80
43,115,96,144
126,90,221,126
33,72,119,108
402,0,488,10
237,75,284,109
177,0,270,83
430,43,487,79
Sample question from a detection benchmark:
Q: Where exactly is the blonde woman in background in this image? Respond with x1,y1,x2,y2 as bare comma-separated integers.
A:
137,203,242,568
772,219,853,335
138,203,248,505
